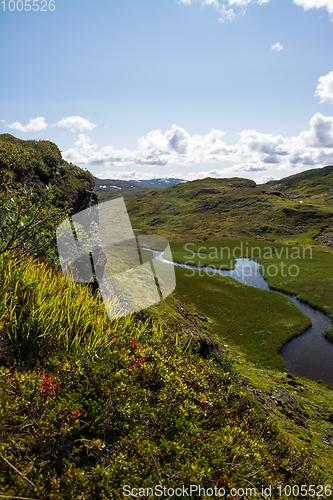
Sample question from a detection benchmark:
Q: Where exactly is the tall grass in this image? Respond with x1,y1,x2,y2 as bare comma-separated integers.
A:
0,252,161,357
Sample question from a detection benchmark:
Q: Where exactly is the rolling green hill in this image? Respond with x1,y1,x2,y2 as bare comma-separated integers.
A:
125,168,333,246
266,165,333,195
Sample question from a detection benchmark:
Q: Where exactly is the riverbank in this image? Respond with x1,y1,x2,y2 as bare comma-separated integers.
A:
146,257,333,480
156,250,333,384
170,240,333,363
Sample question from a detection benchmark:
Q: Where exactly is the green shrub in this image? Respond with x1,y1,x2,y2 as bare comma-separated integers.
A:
324,327,333,343
0,185,68,265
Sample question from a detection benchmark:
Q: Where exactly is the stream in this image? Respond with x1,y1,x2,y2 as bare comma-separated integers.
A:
153,252,333,385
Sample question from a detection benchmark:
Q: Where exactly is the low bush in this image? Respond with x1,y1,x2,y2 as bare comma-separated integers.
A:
0,185,68,266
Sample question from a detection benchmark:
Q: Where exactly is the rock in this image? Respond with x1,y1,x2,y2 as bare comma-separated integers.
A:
195,202,208,212
150,217,160,226
316,230,333,247
286,373,298,387
195,313,208,322
273,387,307,427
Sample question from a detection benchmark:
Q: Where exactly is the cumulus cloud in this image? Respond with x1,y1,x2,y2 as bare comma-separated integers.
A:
178,0,270,21
8,117,48,132
292,0,333,15
179,0,333,18
55,116,96,132
271,42,283,51
315,71,333,103
63,113,333,180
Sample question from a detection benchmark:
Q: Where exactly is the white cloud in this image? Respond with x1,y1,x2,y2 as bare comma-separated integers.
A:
179,0,333,18
315,71,333,103
298,112,333,147
8,117,48,132
178,0,271,20
63,113,333,181
271,42,283,51
55,116,96,132
292,0,333,15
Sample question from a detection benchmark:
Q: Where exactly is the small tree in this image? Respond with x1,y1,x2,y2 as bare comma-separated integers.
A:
0,185,68,266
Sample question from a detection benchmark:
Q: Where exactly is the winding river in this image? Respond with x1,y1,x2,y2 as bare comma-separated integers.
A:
154,252,333,385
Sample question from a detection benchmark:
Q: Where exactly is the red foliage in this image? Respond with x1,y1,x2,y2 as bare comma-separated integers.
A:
41,374,61,399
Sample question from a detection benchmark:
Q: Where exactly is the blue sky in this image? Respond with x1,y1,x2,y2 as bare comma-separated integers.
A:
1,0,332,182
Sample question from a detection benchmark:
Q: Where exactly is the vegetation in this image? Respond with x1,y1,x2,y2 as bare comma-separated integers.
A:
170,239,333,323
0,133,97,213
2,135,333,496
173,266,311,371
0,185,68,265
125,168,333,245
1,253,324,498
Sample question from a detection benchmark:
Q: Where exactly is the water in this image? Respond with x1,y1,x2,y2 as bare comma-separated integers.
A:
153,252,333,384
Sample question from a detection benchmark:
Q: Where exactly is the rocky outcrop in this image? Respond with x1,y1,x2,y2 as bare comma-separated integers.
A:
317,230,333,247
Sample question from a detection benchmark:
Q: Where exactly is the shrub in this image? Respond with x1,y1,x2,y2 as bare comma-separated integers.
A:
0,185,68,265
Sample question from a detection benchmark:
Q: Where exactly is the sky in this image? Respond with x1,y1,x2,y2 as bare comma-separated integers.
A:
0,0,333,183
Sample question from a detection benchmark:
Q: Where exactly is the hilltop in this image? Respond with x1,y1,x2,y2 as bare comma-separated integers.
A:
266,165,333,195
125,168,333,245
0,134,97,213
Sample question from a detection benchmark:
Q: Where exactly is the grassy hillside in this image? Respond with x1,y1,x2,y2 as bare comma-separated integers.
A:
2,138,333,497
0,134,97,213
1,253,326,498
266,165,333,195
125,169,333,245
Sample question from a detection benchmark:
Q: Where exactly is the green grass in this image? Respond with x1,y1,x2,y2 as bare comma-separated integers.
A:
171,243,235,270
0,252,326,497
173,266,311,371
325,328,333,342
126,170,333,244
163,240,333,480
2,136,333,495
0,133,96,212
239,362,333,479
257,247,333,321
170,240,333,324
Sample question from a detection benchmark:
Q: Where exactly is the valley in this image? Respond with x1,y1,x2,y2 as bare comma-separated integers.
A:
1,134,333,495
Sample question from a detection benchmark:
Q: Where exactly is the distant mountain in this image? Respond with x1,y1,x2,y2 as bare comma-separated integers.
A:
124,167,333,245
94,177,186,202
